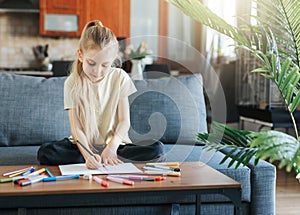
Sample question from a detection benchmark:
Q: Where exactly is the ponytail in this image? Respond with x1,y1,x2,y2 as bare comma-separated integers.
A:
69,19,120,148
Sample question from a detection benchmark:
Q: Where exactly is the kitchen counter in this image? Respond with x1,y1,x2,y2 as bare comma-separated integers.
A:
0,70,53,77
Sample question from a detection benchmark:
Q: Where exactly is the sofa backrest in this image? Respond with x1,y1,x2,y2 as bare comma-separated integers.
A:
129,74,207,144
0,73,207,147
0,73,70,146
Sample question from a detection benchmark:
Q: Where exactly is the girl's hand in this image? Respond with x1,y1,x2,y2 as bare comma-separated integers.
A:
101,145,123,166
85,154,102,169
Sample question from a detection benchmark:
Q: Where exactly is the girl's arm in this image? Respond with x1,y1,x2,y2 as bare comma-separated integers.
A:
68,109,102,169
101,96,131,165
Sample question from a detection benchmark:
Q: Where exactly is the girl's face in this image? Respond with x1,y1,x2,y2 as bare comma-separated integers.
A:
78,44,117,83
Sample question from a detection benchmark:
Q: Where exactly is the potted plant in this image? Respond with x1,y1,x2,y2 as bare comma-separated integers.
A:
125,42,153,80
166,0,300,179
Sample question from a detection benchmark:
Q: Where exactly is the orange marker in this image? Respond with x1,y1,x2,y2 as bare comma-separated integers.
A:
146,162,180,167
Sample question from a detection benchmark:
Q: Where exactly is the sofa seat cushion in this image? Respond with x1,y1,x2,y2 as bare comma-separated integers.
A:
164,144,251,202
0,74,70,147
0,146,40,165
129,74,207,144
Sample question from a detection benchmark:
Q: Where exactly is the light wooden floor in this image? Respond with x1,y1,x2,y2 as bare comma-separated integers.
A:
276,167,300,214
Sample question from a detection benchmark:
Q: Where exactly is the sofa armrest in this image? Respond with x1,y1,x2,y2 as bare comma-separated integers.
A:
220,148,276,215
246,158,276,215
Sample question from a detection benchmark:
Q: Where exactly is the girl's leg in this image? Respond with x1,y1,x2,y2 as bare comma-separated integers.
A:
37,138,85,165
117,139,166,162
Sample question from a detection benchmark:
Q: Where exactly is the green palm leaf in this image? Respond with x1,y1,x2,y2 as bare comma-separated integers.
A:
255,0,300,66
198,122,300,171
249,130,300,171
197,122,258,168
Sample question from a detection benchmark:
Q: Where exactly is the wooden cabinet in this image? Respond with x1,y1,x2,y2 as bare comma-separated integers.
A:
84,0,130,38
44,0,78,13
39,0,130,38
39,0,85,37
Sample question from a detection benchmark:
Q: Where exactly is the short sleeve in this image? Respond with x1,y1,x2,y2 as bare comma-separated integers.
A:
119,69,137,98
64,74,75,110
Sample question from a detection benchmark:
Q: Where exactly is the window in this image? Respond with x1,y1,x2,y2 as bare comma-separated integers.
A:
205,0,237,63
130,0,159,59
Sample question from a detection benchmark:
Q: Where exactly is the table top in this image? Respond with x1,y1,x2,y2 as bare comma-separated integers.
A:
0,162,241,196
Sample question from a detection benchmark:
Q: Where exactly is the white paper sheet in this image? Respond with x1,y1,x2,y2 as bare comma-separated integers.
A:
59,163,142,175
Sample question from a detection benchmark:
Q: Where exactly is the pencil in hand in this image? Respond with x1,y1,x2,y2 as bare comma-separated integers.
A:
76,140,103,167
76,140,95,158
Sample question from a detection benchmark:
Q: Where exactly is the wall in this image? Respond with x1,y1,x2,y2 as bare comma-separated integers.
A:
129,0,159,63
0,12,78,68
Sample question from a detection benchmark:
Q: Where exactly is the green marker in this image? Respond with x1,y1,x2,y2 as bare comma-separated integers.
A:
0,176,25,183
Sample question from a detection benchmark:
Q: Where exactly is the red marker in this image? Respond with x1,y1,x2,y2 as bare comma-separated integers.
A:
92,176,109,187
153,176,166,181
20,175,45,186
17,178,30,185
106,175,134,186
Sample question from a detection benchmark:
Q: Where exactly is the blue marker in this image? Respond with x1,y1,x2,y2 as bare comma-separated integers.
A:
22,167,35,176
45,168,55,177
43,174,80,182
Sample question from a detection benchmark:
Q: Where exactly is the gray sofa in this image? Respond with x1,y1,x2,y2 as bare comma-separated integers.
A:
0,73,276,215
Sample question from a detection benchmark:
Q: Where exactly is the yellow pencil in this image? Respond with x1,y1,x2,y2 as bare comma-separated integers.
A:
9,168,31,178
27,168,46,176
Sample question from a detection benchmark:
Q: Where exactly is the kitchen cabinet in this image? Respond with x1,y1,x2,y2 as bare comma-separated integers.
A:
39,0,85,37
44,0,78,13
39,0,130,38
85,0,130,38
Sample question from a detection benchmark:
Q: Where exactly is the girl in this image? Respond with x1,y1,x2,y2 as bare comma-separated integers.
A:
38,20,165,169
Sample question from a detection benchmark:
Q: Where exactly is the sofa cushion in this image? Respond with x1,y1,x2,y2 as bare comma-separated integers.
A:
0,146,40,165
129,74,207,144
0,74,69,146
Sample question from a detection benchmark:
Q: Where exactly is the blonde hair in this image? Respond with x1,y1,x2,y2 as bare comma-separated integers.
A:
70,20,119,149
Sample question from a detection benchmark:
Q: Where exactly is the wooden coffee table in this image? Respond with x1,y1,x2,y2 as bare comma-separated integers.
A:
0,162,241,215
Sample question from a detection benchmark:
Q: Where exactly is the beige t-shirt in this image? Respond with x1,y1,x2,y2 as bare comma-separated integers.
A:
64,67,137,145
